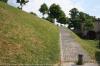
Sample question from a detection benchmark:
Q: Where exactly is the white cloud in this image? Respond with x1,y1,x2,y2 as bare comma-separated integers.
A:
90,6,100,18
8,0,19,7
8,0,84,17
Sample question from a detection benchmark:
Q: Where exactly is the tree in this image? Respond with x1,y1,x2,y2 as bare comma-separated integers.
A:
49,4,61,19
78,12,85,22
57,16,68,24
80,12,94,31
69,8,79,19
0,0,8,3
17,0,29,9
30,12,37,16
46,16,54,23
69,8,94,32
39,3,48,18
49,3,66,23
69,8,80,30
56,9,68,24
84,19,94,31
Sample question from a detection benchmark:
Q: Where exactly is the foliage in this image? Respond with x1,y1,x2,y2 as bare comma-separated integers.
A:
78,12,95,31
30,12,37,16
68,8,80,30
39,3,48,18
84,19,94,30
39,3,68,24
49,3,67,24
17,0,29,9
57,10,68,24
69,8,79,19
0,0,8,3
57,16,68,24
49,4,61,19
69,8,95,32
46,16,54,23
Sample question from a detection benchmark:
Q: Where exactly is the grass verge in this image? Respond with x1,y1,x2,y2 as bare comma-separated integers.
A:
0,2,60,64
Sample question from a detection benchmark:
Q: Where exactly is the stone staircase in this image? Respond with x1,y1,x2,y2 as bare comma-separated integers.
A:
59,27,99,66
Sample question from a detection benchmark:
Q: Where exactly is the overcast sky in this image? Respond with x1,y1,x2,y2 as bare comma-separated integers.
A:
8,0,100,18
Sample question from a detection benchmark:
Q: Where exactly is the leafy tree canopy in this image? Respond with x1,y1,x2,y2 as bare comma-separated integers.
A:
69,8,95,31
49,3,67,24
39,3,48,17
17,0,29,9
49,4,62,19
0,0,8,3
57,16,68,24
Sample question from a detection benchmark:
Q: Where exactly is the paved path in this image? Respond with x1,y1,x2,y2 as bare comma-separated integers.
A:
60,27,99,66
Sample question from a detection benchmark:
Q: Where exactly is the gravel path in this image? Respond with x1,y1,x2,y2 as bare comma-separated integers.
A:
60,27,98,66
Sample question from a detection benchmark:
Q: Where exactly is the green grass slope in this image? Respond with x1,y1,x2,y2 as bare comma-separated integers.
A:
0,2,60,64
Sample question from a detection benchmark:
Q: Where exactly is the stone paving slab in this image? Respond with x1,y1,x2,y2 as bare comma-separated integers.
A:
59,27,98,66
60,62,99,66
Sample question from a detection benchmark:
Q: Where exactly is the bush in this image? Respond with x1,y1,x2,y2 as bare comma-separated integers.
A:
87,31,96,40
0,0,8,3
30,12,37,16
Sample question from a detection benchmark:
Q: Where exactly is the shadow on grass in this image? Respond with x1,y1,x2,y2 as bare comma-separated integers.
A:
95,51,100,66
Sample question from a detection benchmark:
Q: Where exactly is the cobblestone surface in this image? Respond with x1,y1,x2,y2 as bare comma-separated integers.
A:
60,27,93,63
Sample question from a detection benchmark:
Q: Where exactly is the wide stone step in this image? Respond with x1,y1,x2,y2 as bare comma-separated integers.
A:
60,27,96,64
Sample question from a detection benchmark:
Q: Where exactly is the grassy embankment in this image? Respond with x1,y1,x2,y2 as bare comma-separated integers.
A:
0,2,60,64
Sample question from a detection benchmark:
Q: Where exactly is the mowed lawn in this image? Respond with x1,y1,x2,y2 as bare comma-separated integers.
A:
0,2,60,64
66,28,100,62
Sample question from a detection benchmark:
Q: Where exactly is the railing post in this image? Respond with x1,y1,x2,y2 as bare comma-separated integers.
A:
77,54,83,65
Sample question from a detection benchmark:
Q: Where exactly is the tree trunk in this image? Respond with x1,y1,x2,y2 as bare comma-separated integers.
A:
20,3,23,10
43,14,45,19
